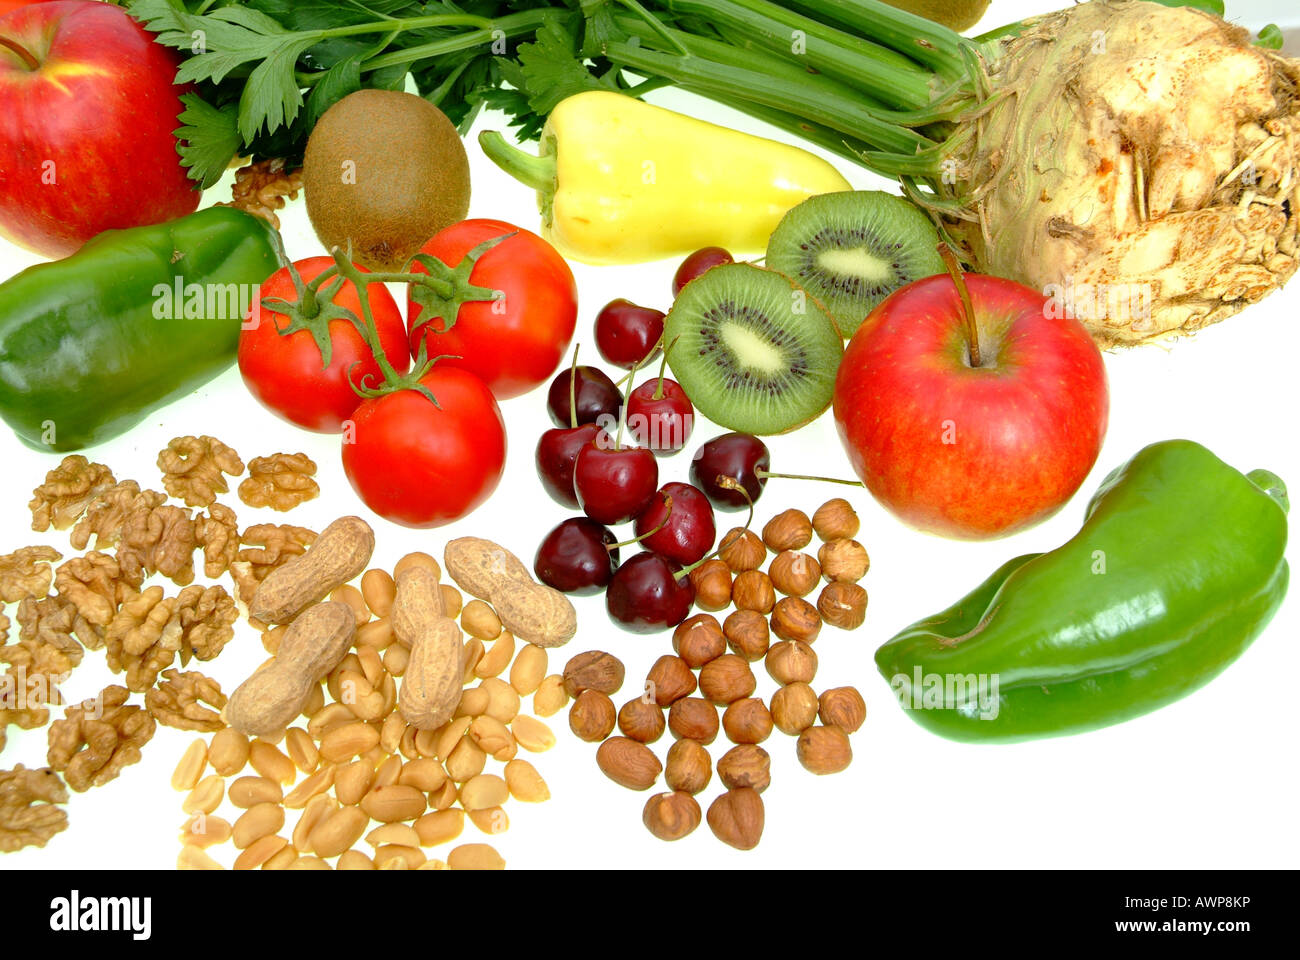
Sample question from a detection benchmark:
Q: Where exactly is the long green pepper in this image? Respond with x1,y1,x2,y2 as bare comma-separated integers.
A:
0,207,285,452
875,440,1290,743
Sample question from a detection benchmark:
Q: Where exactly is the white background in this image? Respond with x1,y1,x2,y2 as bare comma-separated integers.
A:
1,0,1297,870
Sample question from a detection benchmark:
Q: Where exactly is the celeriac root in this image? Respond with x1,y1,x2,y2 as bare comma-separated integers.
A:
943,0,1300,345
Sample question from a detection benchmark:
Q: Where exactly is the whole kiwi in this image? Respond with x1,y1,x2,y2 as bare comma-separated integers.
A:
880,0,990,32
303,89,471,271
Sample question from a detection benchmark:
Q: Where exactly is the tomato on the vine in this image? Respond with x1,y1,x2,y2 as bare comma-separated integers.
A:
341,366,507,528
239,256,410,433
407,219,578,401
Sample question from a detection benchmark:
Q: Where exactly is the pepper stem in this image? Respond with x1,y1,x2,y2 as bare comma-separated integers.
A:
478,131,556,192
939,242,981,369
0,36,40,71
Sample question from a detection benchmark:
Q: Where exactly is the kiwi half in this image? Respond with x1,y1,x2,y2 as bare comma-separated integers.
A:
765,191,945,338
664,263,843,436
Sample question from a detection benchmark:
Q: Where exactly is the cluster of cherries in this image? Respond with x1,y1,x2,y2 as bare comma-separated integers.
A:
531,247,793,632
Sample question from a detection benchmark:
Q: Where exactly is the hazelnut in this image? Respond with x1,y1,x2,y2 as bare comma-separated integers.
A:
718,528,766,572
722,697,773,744
618,697,667,743
769,681,820,735
596,737,662,790
818,538,870,583
668,697,720,744
673,614,727,669
698,654,756,704
568,690,617,742
817,581,867,629
812,498,859,541
716,743,771,792
562,650,625,698
688,559,733,612
818,687,866,734
762,509,812,551
723,609,770,662
770,596,821,643
642,791,702,841
645,655,697,706
664,738,712,794
732,570,775,614
796,725,852,775
707,787,764,850
765,640,817,685
768,550,821,597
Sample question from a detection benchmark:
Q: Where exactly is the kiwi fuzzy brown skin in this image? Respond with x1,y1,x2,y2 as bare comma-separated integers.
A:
879,0,990,32
766,190,946,339
663,263,843,436
303,89,471,271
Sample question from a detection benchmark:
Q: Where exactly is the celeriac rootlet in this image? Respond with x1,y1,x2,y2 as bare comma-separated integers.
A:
127,0,1299,344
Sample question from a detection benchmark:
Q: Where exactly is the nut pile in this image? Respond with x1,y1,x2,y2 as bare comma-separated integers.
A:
571,498,869,851
173,534,575,870
0,444,317,854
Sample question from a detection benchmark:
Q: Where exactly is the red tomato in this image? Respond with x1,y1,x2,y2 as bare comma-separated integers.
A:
239,257,410,433
342,366,507,528
407,219,578,400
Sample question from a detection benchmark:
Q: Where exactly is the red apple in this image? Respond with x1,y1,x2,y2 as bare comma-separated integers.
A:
0,1,200,257
833,273,1108,539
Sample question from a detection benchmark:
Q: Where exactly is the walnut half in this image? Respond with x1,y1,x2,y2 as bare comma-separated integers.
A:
0,545,63,603
158,435,244,508
238,453,319,512
145,669,227,732
46,685,155,792
0,765,69,852
29,456,116,532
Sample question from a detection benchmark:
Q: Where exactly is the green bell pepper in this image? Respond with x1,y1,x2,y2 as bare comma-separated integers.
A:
0,207,285,452
875,439,1290,743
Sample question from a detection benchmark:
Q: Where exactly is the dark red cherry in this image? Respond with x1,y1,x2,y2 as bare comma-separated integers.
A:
633,483,716,566
534,518,619,594
594,299,665,370
672,247,734,297
573,440,659,526
546,365,621,429
626,378,694,456
690,432,770,510
536,423,608,508
606,552,696,633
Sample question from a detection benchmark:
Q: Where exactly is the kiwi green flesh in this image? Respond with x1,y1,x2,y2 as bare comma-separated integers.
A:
766,190,945,339
664,263,843,436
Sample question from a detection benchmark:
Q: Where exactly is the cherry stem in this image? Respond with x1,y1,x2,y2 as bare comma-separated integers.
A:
677,477,755,581
606,496,673,550
938,242,981,369
0,36,39,71
616,350,645,452
756,469,863,487
652,335,680,401
612,332,666,390
567,343,580,430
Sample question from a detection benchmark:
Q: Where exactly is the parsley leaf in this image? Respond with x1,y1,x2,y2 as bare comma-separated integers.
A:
174,92,242,188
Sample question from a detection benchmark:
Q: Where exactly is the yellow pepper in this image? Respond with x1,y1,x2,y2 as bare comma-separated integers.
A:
478,91,852,265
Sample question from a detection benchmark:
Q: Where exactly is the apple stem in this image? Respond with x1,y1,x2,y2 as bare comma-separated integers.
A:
938,243,981,369
0,36,39,71
756,469,863,488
